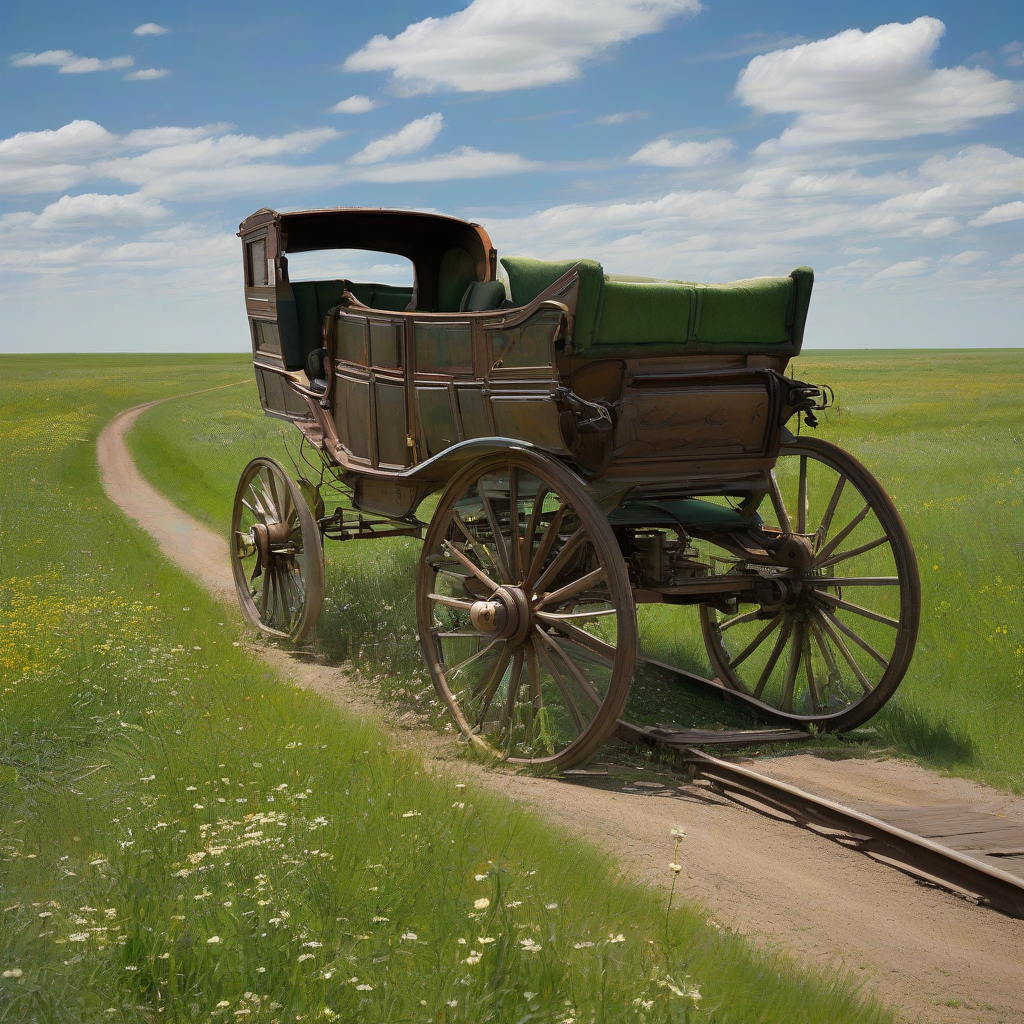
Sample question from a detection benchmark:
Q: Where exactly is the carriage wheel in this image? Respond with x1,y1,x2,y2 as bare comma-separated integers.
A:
417,451,637,768
230,457,325,641
700,438,920,730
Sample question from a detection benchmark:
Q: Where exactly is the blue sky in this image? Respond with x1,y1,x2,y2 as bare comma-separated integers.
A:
1,0,1022,351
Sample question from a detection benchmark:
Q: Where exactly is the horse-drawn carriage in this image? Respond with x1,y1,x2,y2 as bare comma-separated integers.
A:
232,207,920,768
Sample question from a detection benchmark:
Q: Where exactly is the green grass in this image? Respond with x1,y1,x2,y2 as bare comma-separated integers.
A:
0,354,889,1022
128,350,1024,793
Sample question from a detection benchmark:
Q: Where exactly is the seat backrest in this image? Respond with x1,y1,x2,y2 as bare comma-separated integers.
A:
437,246,478,311
459,280,506,311
499,256,605,350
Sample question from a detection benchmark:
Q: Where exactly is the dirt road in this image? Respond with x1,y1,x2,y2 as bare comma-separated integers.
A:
98,403,1024,1024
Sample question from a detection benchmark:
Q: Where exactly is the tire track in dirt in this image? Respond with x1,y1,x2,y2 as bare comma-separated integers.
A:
98,402,1024,1024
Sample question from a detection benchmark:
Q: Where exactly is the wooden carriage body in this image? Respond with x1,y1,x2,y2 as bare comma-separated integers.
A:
238,207,817,520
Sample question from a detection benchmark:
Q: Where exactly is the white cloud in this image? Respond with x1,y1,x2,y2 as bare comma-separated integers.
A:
125,68,169,80
352,146,539,183
332,95,377,114
11,50,134,74
942,250,986,265
342,0,701,93
0,120,116,193
629,138,733,168
592,110,649,125
33,193,166,229
97,128,342,199
133,23,169,36
970,201,1024,226
350,113,443,165
872,257,931,280
737,18,1021,148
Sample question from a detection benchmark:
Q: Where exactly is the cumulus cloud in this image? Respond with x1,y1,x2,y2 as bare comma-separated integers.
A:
133,23,169,36
970,201,1024,226
33,192,166,229
11,50,134,73
737,17,1021,147
629,138,733,168
351,146,539,183
350,113,444,165
332,95,378,114
124,68,169,80
342,0,701,93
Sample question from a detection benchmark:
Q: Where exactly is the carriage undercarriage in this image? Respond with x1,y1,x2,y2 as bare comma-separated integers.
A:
231,207,921,769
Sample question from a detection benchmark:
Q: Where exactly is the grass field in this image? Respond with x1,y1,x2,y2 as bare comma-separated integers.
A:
128,350,1024,794
0,355,889,1021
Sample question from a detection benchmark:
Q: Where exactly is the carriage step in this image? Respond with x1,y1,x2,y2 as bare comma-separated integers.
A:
615,720,808,750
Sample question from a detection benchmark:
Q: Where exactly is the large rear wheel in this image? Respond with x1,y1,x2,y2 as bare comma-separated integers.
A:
417,451,637,768
700,438,920,730
230,457,325,641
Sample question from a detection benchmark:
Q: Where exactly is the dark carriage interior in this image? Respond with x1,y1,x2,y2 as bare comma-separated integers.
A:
269,209,505,371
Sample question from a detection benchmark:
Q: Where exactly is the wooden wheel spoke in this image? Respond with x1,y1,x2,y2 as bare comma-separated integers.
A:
479,488,513,584
440,539,500,593
816,474,847,550
508,466,522,582
526,503,566,588
241,497,261,521
813,590,899,628
263,469,283,521
538,616,616,665
808,617,841,682
816,503,871,563
797,454,808,534
538,567,606,609
433,629,483,639
768,469,792,535
533,607,616,621
815,611,874,693
498,648,525,734
451,511,502,577
821,608,890,670
532,526,587,596
428,593,476,613
526,642,542,712
814,534,889,569
779,619,805,712
472,643,513,728
803,631,820,715
719,608,762,632
534,627,603,708
811,576,899,587
534,637,588,734
446,637,502,683
752,619,792,699
728,614,783,670
522,486,549,576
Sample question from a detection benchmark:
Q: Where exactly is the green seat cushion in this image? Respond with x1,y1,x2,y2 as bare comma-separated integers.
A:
500,256,605,351
500,256,813,356
460,280,506,312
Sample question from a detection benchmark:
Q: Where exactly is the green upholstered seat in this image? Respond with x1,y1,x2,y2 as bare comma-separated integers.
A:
460,279,507,312
438,246,478,312
499,256,813,356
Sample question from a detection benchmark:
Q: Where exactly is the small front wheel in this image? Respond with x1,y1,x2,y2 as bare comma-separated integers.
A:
230,457,325,641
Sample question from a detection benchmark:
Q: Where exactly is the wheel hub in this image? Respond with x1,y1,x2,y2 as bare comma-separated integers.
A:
246,521,291,569
470,586,531,645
